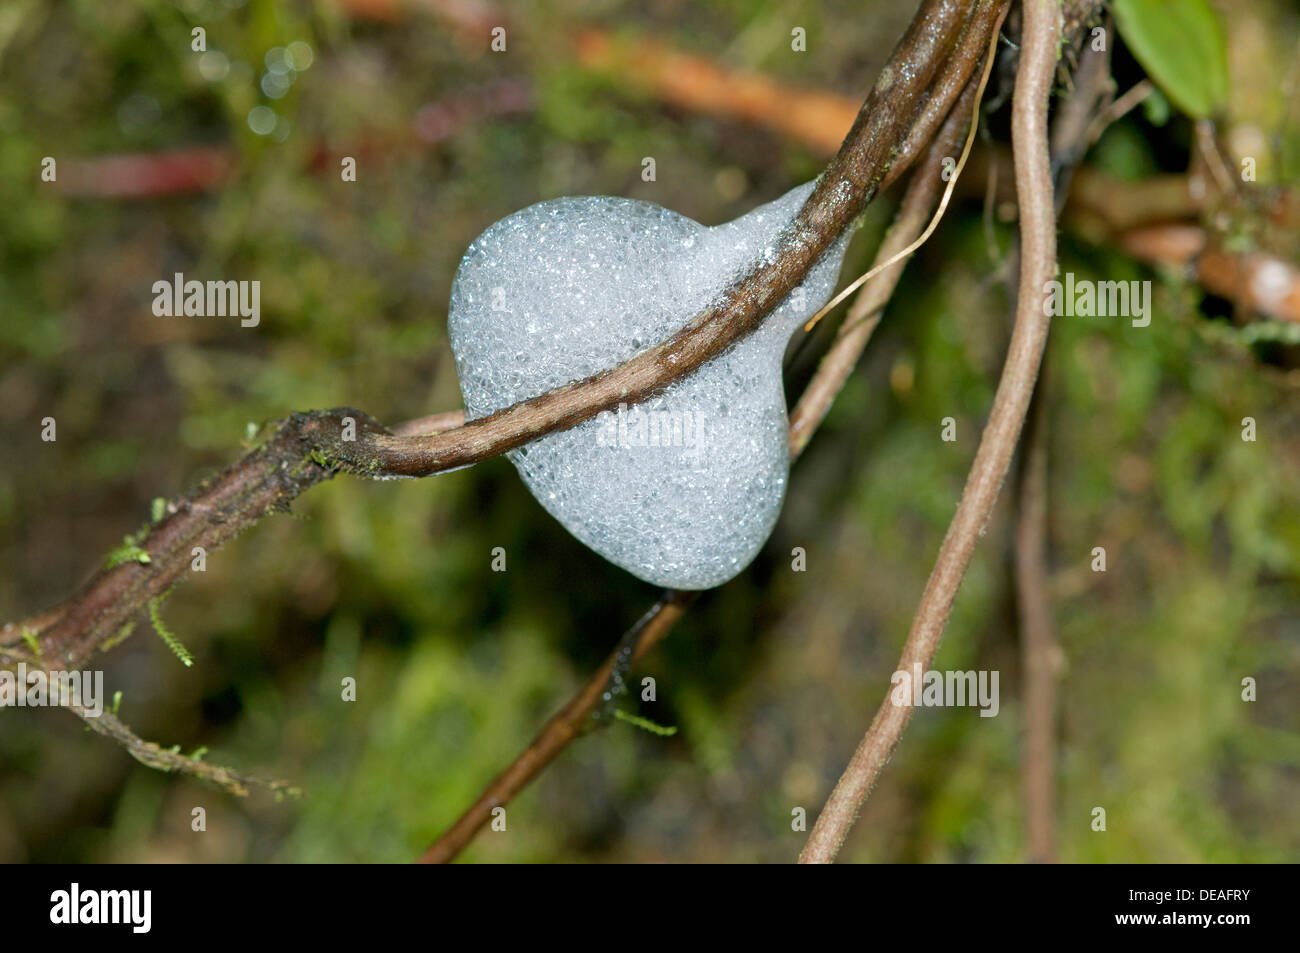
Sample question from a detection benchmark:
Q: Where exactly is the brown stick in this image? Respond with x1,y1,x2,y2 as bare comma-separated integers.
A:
799,0,1060,864
417,591,696,863
1011,29,1117,866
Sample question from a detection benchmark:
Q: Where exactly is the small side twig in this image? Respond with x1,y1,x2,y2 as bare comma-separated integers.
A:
417,590,695,863
69,706,298,799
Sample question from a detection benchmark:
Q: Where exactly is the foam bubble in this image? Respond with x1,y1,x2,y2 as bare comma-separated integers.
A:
448,181,849,588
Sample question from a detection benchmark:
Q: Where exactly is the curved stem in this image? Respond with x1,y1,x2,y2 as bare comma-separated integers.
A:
799,0,1061,865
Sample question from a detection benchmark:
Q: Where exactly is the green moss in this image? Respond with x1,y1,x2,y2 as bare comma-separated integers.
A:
105,534,151,569
613,709,678,737
148,593,194,668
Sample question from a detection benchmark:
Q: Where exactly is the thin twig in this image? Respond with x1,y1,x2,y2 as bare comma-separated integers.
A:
70,706,298,799
1013,30,1116,866
417,591,695,863
1016,387,1057,863
799,0,1060,864
1083,79,1150,147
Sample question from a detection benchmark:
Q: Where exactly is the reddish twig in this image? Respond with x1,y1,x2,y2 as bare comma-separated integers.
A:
1119,226,1300,325
417,590,696,863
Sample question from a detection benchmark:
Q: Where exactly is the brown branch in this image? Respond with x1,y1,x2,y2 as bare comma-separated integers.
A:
2,409,384,669
418,54,993,866
417,590,696,864
799,0,1060,864
3,0,986,673
1014,31,1116,866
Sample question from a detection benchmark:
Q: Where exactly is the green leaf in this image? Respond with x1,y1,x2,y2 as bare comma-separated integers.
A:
1113,0,1228,119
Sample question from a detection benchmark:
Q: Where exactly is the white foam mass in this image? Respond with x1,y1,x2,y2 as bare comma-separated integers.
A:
448,181,850,589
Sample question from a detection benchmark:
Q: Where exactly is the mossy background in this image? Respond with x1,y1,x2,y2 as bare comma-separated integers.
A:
0,0,1297,862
